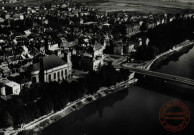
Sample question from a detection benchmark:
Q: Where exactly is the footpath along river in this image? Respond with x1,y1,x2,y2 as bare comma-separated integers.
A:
42,46,194,135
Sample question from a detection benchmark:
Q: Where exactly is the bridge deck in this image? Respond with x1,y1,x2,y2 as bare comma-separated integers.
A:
123,67,194,86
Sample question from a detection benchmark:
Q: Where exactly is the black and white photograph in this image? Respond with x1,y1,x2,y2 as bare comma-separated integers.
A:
0,0,194,135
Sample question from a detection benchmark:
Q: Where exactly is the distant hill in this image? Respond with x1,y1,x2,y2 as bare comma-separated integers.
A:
119,0,194,2
178,0,194,2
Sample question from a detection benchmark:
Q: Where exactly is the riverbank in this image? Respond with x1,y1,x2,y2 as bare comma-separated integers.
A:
150,45,194,70
10,78,137,135
146,40,194,70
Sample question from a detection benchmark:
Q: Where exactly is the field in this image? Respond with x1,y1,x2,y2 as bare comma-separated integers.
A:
88,0,194,14
1,0,194,14
0,0,53,7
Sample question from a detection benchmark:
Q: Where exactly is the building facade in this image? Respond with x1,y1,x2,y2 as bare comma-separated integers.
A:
72,42,105,71
31,54,72,83
0,80,21,97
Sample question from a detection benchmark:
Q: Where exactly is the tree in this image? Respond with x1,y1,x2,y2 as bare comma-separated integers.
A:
120,68,130,81
53,95,67,111
20,87,31,103
99,62,117,87
147,46,159,59
86,71,101,94
15,107,26,125
38,97,54,115
3,111,14,127
140,22,148,31
18,130,38,135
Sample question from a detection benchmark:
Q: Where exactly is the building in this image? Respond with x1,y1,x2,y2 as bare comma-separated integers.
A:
8,73,32,89
114,41,123,55
13,14,24,20
125,23,140,36
19,78,32,89
0,79,21,97
47,43,62,57
30,54,72,83
4,81,20,95
72,42,105,71
123,43,135,54
0,83,5,97
93,43,105,70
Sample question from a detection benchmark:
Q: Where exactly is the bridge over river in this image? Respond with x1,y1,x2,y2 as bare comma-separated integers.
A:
123,66,194,87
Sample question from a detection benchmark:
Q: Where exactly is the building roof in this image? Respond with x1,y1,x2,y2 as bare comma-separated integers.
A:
31,55,67,72
94,43,103,51
20,78,31,84
5,81,20,88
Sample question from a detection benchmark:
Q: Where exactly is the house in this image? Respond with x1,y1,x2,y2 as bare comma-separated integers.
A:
47,43,62,57
6,56,20,65
93,43,105,71
125,22,140,36
0,64,10,78
0,79,21,97
72,51,104,71
0,18,5,23
4,81,20,95
72,41,105,71
0,83,5,97
8,73,32,89
30,54,72,83
5,14,11,19
123,42,136,54
19,78,32,89
13,14,24,20
59,37,69,48
114,41,123,55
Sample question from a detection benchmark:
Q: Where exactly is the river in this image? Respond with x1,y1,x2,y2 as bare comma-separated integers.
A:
42,46,194,135
155,45,194,79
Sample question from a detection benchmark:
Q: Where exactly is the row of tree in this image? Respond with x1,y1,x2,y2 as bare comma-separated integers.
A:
0,63,130,128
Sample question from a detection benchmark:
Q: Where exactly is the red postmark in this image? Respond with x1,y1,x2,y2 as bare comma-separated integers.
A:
159,100,190,132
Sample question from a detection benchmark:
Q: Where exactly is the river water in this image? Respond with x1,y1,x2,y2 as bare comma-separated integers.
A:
42,46,194,135
155,46,194,79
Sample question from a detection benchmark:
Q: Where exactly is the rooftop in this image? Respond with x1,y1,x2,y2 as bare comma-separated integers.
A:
5,81,20,87
31,54,67,72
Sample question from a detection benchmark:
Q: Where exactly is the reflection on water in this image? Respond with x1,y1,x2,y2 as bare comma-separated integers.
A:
42,90,129,135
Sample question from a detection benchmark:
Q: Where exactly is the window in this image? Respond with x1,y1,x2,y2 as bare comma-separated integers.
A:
65,69,67,75
54,73,56,79
32,77,36,83
48,74,51,81
61,70,63,77
15,89,18,94
58,71,60,78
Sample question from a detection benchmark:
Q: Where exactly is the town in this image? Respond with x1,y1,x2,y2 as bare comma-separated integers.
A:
0,0,194,134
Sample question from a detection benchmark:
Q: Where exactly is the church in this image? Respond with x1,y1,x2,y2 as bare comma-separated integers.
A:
30,53,72,83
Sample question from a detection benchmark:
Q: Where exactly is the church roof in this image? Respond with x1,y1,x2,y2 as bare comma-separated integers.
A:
31,55,66,72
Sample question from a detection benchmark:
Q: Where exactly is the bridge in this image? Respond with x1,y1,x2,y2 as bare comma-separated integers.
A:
123,66,194,87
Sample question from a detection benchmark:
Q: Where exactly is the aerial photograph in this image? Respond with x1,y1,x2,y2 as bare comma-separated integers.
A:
0,0,194,135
